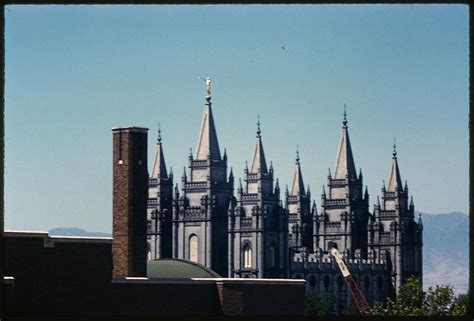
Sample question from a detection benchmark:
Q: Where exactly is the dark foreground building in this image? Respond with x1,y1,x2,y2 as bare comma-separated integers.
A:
4,231,304,316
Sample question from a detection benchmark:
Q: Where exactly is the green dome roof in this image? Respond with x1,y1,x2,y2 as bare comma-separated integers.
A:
147,259,221,279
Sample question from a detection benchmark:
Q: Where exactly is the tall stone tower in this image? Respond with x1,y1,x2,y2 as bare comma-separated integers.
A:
368,144,423,295
173,95,233,276
315,107,370,257
147,126,173,260
112,126,148,278
228,119,288,278
286,147,313,251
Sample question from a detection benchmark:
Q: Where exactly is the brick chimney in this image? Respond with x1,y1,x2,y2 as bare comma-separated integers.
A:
112,126,148,278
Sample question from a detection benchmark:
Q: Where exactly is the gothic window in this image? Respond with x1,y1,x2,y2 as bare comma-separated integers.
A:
243,245,252,268
324,275,331,291
189,234,198,263
309,275,317,288
364,276,371,290
268,244,276,268
337,275,344,290
377,276,384,290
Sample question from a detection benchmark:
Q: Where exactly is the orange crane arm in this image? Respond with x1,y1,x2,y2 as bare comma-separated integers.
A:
330,248,370,315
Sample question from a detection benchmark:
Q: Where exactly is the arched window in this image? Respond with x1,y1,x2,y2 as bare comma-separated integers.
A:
309,275,317,288
364,276,371,290
243,245,252,268
324,275,331,291
189,234,198,263
337,275,344,290
377,276,384,290
268,244,276,268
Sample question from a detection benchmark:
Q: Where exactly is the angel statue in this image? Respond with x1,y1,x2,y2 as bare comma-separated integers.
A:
199,76,212,96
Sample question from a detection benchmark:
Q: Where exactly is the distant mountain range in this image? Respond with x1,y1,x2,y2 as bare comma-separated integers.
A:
48,211,469,294
49,227,111,238
419,211,469,295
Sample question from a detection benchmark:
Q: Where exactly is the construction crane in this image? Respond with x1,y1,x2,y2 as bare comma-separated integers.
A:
330,247,371,315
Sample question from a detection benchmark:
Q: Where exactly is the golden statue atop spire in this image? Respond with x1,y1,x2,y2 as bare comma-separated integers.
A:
199,76,212,97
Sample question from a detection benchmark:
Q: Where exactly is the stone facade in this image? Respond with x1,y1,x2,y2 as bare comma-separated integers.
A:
112,126,148,278
228,121,288,278
286,149,314,251
368,146,423,295
172,97,233,277
147,96,423,306
147,126,173,260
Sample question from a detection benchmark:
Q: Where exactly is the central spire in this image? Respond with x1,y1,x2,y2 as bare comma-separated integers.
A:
195,96,221,160
290,145,305,196
334,104,357,180
250,115,268,173
387,140,403,192
151,124,168,179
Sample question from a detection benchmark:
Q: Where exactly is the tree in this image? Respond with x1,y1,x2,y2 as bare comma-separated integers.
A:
370,276,469,316
304,290,336,316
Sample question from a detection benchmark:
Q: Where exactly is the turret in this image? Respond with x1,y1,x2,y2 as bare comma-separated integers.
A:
229,167,234,183
182,167,187,183
250,115,268,174
334,104,357,180
147,125,173,259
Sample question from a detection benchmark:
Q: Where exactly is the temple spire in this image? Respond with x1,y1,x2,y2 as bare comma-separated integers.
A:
290,146,305,196
334,105,357,179
250,115,268,173
195,96,221,160
151,124,168,179
387,140,403,192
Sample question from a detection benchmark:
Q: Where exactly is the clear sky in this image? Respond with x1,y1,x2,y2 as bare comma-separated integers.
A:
5,4,469,233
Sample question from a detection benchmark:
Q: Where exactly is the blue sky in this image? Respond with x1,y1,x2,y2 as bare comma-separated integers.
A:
5,5,469,233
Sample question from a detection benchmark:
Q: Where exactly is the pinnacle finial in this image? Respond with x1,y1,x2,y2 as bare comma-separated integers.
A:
393,138,397,159
199,76,212,98
296,145,300,163
257,114,261,137
157,123,162,144
343,104,348,127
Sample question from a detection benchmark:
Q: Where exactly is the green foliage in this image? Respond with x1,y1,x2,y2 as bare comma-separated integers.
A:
304,290,336,316
450,292,469,316
370,276,469,316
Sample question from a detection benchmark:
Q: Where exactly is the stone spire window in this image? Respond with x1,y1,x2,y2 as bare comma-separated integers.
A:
243,246,252,268
189,234,198,263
